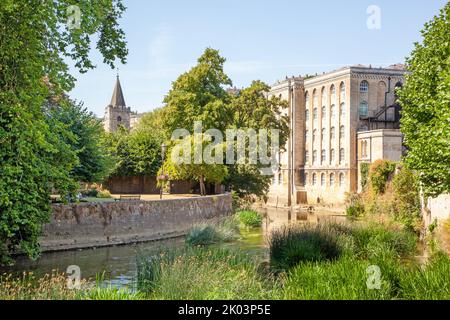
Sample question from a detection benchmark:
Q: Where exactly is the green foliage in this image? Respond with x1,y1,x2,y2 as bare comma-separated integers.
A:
360,162,370,190
186,218,240,245
136,247,278,299
368,160,396,195
269,224,342,271
398,3,450,197
0,0,127,263
345,193,365,218
236,210,262,228
97,190,112,199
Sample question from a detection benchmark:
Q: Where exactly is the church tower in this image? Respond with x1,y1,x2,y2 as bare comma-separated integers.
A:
103,75,131,132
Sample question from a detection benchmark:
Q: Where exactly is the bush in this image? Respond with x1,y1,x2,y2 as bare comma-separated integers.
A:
360,162,370,190
345,193,365,218
97,190,112,198
369,160,396,195
236,210,262,228
269,224,342,271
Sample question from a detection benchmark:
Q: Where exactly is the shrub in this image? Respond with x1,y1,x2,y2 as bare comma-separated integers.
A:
369,160,396,195
97,190,112,198
345,193,365,218
269,224,341,271
236,210,262,228
360,162,370,190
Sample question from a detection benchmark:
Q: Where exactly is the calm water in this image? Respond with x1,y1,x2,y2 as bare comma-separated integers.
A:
2,207,345,289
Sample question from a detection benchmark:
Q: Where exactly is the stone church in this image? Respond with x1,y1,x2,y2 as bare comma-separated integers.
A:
267,64,407,206
103,75,144,132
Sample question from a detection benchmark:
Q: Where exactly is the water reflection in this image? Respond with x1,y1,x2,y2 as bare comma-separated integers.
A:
2,207,345,288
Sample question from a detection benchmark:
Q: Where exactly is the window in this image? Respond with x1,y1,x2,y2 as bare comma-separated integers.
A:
340,126,345,139
312,173,317,185
359,101,369,117
117,116,122,122
340,102,346,118
278,172,283,185
305,129,309,141
322,106,326,119
330,173,335,186
340,82,346,101
339,148,345,163
330,149,335,163
360,80,369,93
313,108,318,120
313,150,318,164
313,129,317,142
321,149,326,163
330,85,336,101
362,140,368,158
305,91,310,104
313,89,318,106
331,105,336,118
305,173,309,185
321,173,326,186
305,109,310,121
305,150,309,163
321,87,326,104
321,128,326,142
330,127,336,140
339,173,345,187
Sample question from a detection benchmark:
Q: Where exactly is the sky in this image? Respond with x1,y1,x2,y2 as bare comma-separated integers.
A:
68,0,448,117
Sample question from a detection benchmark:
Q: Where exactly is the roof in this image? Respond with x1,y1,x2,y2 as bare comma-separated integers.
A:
110,75,126,107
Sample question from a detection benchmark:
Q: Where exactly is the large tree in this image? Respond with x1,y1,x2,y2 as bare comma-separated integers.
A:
398,2,450,198
0,0,127,263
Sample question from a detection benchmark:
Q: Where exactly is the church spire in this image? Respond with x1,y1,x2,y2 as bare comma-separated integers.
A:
110,74,126,107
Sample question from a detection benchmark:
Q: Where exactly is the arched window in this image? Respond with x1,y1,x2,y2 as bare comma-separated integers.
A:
305,150,309,163
313,150,318,164
330,84,336,101
321,173,326,186
359,101,369,117
340,82,346,101
330,127,336,140
321,87,326,104
305,91,310,104
313,129,317,142
340,102,346,118
330,149,335,163
321,128,326,142
313,107,318,120
321,149,326,163
360,80,369,93
305,109,310,121
340,125,345,139
331,105,336,118
117,116,122,122
305,129,309,141
339,173,345,187
322,106,326,119
305,173,309,185
339,148,345,163
377,81,386,106
312,173,317,185
362,140,368,158
330,173,335,186
313,89,318,106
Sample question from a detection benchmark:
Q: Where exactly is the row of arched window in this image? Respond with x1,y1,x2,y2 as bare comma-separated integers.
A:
305,148,345,164
305,126,345,143
305,82,346,106
305,172,346,187
305,103,346,121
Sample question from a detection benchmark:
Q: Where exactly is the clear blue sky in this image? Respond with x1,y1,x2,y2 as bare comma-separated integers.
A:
68,0,448,117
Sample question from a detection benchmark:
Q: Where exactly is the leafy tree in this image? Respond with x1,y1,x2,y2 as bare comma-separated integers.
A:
46,99,115,183
0,0,127,263
398,3,450,197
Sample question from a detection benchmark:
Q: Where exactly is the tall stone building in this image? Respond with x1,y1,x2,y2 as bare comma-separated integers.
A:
103,75,144,132
267,64,406,206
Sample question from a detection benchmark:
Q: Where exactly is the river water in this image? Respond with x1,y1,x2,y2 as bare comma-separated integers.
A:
2,207,345,289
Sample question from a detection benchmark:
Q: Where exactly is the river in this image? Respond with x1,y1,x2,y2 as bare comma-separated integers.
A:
1,207,345,289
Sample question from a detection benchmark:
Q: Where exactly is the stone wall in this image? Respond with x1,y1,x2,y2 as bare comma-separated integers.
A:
41,194,233,252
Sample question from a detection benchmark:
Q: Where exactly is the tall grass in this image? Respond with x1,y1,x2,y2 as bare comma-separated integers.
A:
136,247,279,300
185,217,240,246
236,210,262,228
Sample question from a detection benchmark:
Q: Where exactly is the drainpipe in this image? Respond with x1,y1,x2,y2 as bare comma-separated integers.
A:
384,77,391,123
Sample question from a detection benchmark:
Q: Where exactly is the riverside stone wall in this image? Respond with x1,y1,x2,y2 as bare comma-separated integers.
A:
40,194,233,252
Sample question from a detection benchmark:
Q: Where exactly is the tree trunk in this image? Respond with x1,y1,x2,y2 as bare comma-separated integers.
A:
199,175,205,196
